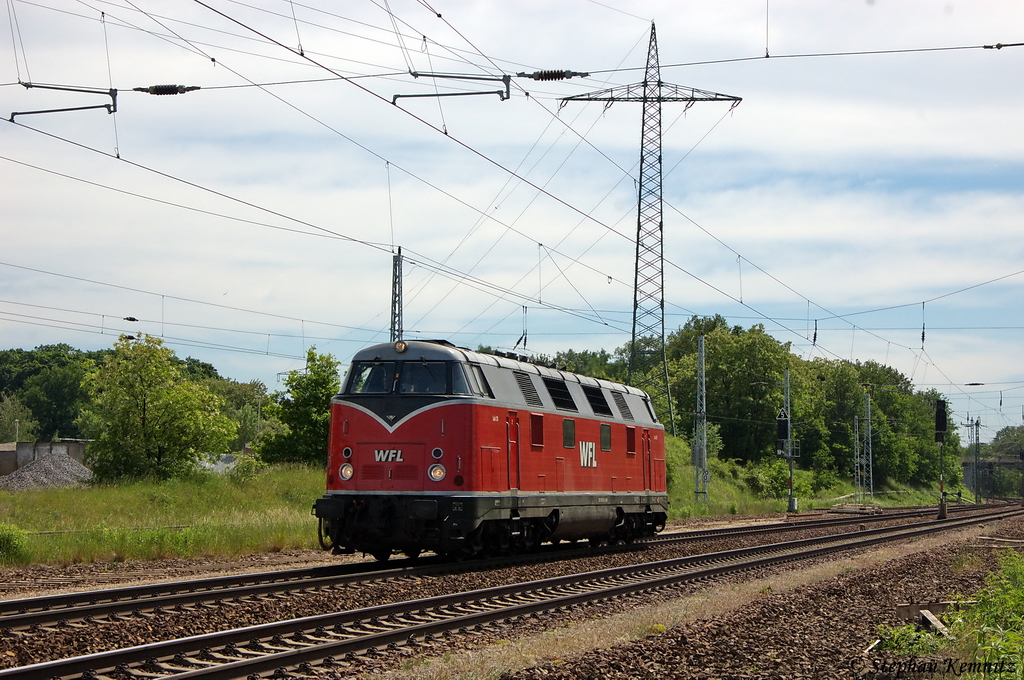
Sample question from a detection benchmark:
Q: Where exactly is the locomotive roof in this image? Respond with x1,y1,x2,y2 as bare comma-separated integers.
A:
350,340,651,399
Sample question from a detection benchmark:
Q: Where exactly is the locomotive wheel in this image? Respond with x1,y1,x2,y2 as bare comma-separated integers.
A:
317,518,334,551
403,548,421,560
371,549,392,562
521,522,537,551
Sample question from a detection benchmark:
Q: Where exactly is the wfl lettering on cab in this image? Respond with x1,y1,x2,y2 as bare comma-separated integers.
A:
374,449,404,462
579,441,597,468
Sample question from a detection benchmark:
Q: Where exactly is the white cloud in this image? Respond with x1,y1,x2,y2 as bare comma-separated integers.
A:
1,1,1022,436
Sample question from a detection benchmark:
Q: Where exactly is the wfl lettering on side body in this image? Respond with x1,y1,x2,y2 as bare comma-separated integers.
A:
374,449,404,462
579,441,597,468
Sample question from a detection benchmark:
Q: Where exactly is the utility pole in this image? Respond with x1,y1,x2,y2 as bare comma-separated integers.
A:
863,391,873,502
782,372,798,510
390,247,403,343
973,416,982,503
776,370,798,512
694,335,708,501
853,415,862,503
561,24,740,435
935,399,947,518
962,413,977,502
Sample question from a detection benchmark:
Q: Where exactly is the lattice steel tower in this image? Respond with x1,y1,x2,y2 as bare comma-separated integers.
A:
694,334,708,500
390,247,403,342
561,24,740,434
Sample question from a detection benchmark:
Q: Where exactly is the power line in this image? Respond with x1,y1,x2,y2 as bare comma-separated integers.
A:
589,41,1024,76
8,2,1015,393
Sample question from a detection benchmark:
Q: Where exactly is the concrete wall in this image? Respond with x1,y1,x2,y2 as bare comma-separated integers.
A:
0,441,86,476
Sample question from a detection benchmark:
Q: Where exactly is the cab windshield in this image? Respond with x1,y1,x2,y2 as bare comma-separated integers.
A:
399,361,447,394
348,361,396,394
347,359,487,396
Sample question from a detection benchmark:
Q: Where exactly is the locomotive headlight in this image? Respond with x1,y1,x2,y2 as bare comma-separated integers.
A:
339,463,354,481
427,463,446,482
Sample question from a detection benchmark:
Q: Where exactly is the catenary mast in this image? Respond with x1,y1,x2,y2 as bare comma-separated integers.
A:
561,24,740,434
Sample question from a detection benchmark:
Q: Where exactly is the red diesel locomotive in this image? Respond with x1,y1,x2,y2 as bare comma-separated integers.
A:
313,339,668,560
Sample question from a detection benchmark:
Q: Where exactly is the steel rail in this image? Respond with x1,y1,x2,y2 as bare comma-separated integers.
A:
647,502,981,542
2,506,1018,680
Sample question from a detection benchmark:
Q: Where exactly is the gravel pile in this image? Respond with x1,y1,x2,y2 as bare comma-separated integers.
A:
0,452,91,492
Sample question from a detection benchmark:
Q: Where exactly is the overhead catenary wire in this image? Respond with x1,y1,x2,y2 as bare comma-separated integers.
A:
0,120,622,332
59,0,997,361
12,4,966,371
100,11,120,157
4,2,1011,403
2,9,942,372
587,41,1024,76
367,11,936,364
5,0,31,82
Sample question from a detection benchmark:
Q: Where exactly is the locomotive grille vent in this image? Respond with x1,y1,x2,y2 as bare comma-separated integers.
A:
361,465,387,480
393,465,418,480
542,377,579,412
514,372,545,408
611,391,634,421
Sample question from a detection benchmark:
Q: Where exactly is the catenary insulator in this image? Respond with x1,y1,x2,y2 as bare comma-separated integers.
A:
133,85,201,95
516,70,589,81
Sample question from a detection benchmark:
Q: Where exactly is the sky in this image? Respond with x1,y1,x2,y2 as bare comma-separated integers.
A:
1,1,1023,443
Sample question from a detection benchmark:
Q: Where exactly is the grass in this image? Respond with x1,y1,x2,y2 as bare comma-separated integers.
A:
0,464,325,565
0,438,974,566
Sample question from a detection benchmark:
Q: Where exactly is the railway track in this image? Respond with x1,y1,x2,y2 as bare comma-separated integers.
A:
0,503,992,634
0,503,997,634
647,501,981,542
1,505,1019,680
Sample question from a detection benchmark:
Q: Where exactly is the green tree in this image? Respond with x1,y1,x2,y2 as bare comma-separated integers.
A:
668,317,792,463
20,362,88,439
986,425,1024,460
258,347,340,466
0,394,38,442
0,344,114,440
552,348,625,381
81,335,236,482
203,378,270,451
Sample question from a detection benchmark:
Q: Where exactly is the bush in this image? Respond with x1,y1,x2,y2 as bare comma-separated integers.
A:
875,624,944,655
812,467,840,493
228,452,268,484
0,523,29,564
744,457,790,499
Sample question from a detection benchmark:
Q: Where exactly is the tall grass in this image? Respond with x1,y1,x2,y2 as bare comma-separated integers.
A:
0,465,325,565
0,442,968,566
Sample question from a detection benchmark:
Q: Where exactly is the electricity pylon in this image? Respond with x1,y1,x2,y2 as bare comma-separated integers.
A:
561,24,740,434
